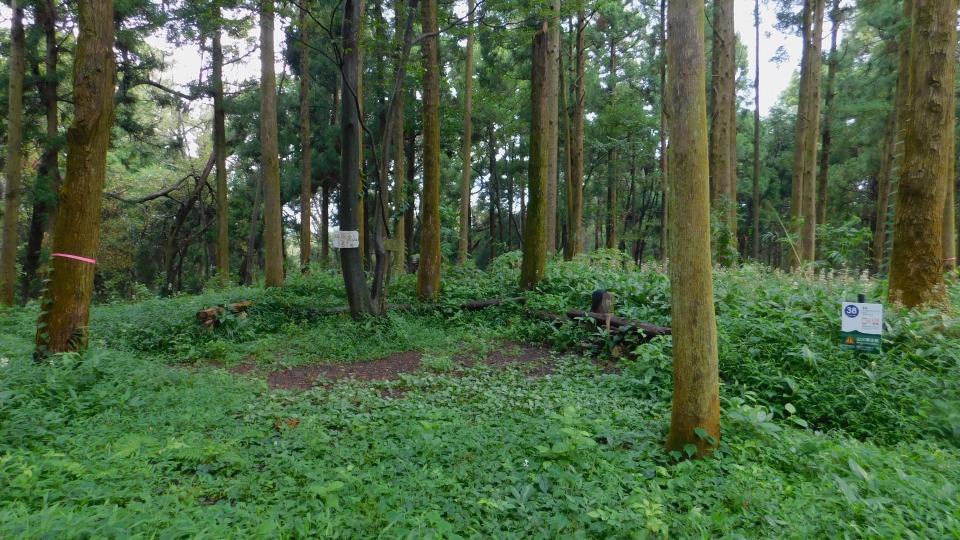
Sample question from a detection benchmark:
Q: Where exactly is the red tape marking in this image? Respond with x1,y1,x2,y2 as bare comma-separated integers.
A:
51,253,97,264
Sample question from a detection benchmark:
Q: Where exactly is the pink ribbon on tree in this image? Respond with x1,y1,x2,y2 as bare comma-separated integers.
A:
51,253,97,265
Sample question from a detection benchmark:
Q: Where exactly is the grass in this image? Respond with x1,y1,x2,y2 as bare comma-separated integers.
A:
1,257,959,538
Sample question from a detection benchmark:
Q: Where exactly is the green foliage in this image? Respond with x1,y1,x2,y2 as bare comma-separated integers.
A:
1,261,959,537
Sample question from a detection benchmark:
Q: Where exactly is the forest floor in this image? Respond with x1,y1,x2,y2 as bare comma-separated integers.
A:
2,260,959,538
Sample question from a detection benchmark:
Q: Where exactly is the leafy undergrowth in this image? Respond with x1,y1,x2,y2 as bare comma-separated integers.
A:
1,255,959,537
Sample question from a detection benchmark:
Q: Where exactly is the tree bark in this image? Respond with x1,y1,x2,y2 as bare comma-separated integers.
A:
944,160,956,273
340,0,376,316
665,0,720,458
488,124,499,261
0,0,26,306
659,0,668,261
605,37,618,251
261,0,284,287
816,0,841,230
242,171,263,286
417,0,442,300
752,0,761,260
34,0,116,357
709,0,736,241
545,0,561,255
213,14,230,284
565,8,586,260
888,0,957,307
458,0,475,265
520,25,550,290
299,3,313,271
872,0,914,274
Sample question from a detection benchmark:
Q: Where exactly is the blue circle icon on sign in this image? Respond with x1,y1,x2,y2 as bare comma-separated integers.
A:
844,305,859,318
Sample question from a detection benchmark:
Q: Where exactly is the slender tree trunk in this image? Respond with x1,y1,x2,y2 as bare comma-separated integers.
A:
873,0,914,274
261,0,284,287
392,28,407,275
709,0,736,240
659,0,668,261
752,0,761,260
665,0,720,458
299,3,313,271
944,160,956,273
565,8,586,260
816,0,841,230
417,0,442,299
488,124,498,261
605,38,618,251
888,0,957,307
242,173,263,285
404,136,416,272
21,0,61,304
213,18,230,284
340,0,376,315
520,24,550,290
545,0,561,255
34,0,115,357
0,0,26,306
458,0,475,265
560,34,573,258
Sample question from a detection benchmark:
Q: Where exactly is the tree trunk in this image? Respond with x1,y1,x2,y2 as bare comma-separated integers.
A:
659,0,668,261
242,172,263,286
457,0,475,265
520,24,550,290
0,0,26,306
212,17,230,284
565,8,586,260
872,0,914,274
299,3,313,271
392,12,407,276
417,0,442,300
790,0,825,267
545,0,561,255
261,0,284,287
816,0,841,230
709,0,737,254
665,0,720,458
605,38,618,251
340,0,376,316
21,0,61,305
888,0,957,307
752,0,761,260
944,161,956,273
488,124,499,261
34,0,115,357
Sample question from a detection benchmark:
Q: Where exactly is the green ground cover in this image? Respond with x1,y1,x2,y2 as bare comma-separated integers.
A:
1,255,958,538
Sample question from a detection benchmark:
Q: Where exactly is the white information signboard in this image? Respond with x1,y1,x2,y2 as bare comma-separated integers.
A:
332,230,360,249
840,302,883,353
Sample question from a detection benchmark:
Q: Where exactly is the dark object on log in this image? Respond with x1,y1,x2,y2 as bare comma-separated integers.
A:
590,289,616,314
461,297,526,310
197,301,253,327
566,309,671,340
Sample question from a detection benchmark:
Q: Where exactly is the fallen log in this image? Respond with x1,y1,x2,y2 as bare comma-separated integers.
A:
461,297,526,311
196,301,253,327
565,309,671,341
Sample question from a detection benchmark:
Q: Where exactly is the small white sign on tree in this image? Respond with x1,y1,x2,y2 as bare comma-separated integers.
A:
332,230,360,249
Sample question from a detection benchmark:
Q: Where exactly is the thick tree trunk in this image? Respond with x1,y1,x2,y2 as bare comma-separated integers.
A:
888,0,957,307
417,0,442,300
816,0,841,230
261,0,284,287
34,0,115,357
458,0,475,265
213,18,230,284
752,0,761,260
520,25,550,290
665,0,720,458
340,0,376,316
545,0,561,255
709,0,736,242
0,0,26,306
21,0,61,305
299,4,313,271
565,9,586,260
872,0,914,274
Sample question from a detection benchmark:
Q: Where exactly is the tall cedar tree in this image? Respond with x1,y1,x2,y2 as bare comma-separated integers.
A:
564,7,586,260
790,0,824,266
888,0,957,307
520,24,550,290
664,0,721,458
545,0,561,254
658,0,668,259
417,0,442,299
709,0,736,242
340,0,376,316
300,2,313,271
213,8,230,283
816,0,842,229
34,0,116,357
872,0,914,273
261,0,284,287
0,0,25,306
752,0,761,259
458,0,476,265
